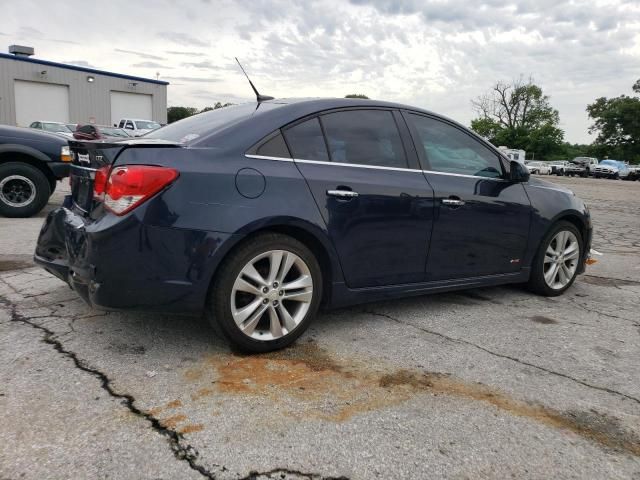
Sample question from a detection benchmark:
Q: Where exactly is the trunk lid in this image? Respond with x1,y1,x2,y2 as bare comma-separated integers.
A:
69,138,181,217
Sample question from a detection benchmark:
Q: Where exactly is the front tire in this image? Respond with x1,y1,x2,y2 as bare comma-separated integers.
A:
0,162,50,218
208,233,322,352
527,221,583,297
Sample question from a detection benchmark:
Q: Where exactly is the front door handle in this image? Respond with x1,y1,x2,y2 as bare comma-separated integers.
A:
327,189,359,198
442,197,465,207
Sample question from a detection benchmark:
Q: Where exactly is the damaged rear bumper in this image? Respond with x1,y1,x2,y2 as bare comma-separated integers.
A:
34,207,236,314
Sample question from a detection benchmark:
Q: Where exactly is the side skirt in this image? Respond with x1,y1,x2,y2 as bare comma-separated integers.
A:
327,269,531,309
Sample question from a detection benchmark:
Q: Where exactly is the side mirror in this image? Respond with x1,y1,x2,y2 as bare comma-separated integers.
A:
510,161,530,182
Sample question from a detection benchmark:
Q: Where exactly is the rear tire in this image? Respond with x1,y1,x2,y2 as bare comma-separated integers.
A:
527,221,583,297
0,162,50,218
207,233,322,352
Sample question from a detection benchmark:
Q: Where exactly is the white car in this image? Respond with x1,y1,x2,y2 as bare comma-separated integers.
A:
525,161,551,175
116,118,161,137
29,121,74,138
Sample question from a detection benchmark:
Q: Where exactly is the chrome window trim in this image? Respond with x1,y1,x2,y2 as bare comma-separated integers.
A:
295,158,423,173
244,154,294,162
422,169,507,182
244,154,508,180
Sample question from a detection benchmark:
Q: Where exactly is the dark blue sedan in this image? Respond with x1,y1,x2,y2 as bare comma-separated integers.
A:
35,98,592,352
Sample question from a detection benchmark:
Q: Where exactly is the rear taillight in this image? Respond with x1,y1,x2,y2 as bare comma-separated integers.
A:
100,165,178,216
93,166,110,197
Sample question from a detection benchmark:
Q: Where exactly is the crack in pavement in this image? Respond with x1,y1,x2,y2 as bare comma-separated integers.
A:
1,296,222,480
1,279,349,480
240,468,349,480
363,310,640,407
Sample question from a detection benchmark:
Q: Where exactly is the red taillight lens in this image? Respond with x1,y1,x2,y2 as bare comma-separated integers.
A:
102,165,178,216
93,166,110,196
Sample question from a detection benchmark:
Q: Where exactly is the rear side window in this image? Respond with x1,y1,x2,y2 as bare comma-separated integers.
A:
118,120,125,128
407,114,503,178
320,110,408,169
252,132,291,158
283,118,329,161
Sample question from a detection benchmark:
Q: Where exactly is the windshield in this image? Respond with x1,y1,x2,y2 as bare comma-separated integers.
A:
146,102,286,144
43,123,72,133
599,160,618,166
101,127,130,138
134,121,161,130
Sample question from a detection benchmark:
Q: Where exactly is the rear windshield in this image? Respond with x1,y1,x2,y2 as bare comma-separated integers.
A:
146,102,286,144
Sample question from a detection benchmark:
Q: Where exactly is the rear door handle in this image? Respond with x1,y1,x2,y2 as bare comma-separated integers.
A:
442,197,465,207
327,189,359,198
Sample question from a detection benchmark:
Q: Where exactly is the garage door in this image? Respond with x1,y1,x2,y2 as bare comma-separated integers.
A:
110,91,153,126
14,81,70,127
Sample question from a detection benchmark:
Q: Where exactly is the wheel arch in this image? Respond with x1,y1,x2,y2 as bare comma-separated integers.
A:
205,217,344,309
0,147,57,189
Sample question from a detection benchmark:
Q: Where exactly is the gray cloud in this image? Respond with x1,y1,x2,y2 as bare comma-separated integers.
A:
180,60,223,70
132,61,174,69
115,49,166,61
167,50,207,57
162,76,222,83
159,32,209,47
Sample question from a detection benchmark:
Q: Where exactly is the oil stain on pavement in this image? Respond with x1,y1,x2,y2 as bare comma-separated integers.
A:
162,341,640,457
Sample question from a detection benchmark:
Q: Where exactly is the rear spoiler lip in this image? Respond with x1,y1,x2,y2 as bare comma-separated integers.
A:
68,138,183,150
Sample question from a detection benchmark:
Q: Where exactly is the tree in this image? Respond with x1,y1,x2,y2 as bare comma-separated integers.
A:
470,78,564,159
586,79,640,163
201,102,233,112
167,106,199,123
345,94,369,99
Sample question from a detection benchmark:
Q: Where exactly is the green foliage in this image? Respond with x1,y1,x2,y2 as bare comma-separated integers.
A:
587,79,640,163
167,102,234,123
167,106,199,124
345,94,370,99
470,78,564,160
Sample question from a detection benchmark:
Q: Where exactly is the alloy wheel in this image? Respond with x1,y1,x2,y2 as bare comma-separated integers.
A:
543,230,580,290
0,175,36,207
230,249,314,340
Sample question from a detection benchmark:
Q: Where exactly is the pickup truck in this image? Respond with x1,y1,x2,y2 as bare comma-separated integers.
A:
0,125,71,217
593,160,630,180
565,157,598,177
116,118,161,137
627,164,640,181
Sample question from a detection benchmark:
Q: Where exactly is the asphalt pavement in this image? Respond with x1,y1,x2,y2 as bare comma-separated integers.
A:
1,177,639,479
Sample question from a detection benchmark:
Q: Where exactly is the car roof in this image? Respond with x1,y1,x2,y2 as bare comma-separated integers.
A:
191,97,472,149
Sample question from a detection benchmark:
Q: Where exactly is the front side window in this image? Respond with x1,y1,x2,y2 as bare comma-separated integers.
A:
407,114,503,178
283,118,329,161
320,110,408,169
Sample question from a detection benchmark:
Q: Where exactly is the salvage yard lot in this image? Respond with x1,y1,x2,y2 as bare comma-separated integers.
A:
1,177,639,479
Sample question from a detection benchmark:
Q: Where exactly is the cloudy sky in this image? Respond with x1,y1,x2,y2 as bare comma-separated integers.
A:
3,0,639,143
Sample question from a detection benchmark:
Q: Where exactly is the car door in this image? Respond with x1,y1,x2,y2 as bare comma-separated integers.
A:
283,109,435,288
403,112,531,281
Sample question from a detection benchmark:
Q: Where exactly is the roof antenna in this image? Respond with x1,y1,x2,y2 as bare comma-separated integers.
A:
235,57,274,103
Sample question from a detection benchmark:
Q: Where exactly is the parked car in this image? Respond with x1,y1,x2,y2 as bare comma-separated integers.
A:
116,118,161,137
525,161,551,175
566,157,598,177
627,164,640,181
66,123,78,132
73,124,130,141
0,125,71,217
35,98,592,352
29,121,74,139
593,160,630,179
549,161,569,176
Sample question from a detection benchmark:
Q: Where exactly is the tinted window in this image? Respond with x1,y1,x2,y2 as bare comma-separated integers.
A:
283,118,329,161
255,132,291,158
118,121,125,128
78,125,93,134
407,114,503,178
146,102,286,144
320,110,407,169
